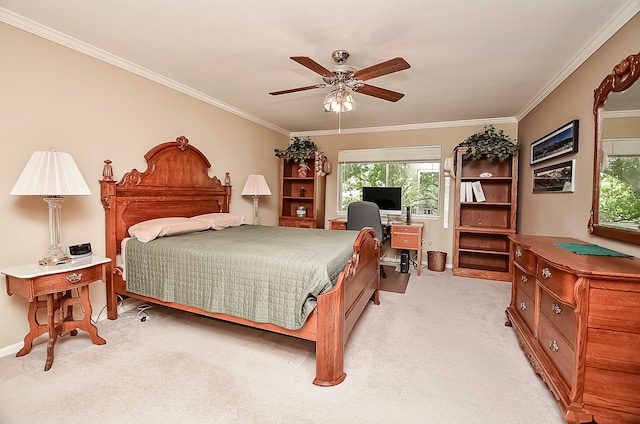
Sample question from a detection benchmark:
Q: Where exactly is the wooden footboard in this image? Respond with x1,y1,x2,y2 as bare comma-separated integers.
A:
100,137,380,386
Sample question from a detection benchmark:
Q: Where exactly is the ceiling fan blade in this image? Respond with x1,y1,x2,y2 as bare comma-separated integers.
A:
290,56,336,78
353,57,410,81
353,84,405,102
269,84,326,96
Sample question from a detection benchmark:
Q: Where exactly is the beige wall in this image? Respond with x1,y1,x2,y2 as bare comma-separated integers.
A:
314,123,518,261
0,23,288,350
518,13,640,258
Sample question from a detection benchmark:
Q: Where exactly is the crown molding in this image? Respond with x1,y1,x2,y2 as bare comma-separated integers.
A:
515,1,640,121
0,8,290,136
293,116,518,137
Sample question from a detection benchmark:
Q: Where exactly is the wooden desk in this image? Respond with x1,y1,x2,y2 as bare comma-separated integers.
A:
328,218,347,230
2,257,110,371
329,218,424,275
390,223,424,275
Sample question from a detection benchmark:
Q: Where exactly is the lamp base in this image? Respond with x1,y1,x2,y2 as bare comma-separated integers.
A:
40,197,71,266
252,195,261,225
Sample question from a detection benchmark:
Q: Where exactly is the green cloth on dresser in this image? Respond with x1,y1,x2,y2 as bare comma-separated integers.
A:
124,225,360,330
554,242,633,258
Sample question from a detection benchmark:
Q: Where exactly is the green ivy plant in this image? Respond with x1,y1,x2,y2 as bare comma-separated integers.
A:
274,136,320,163
455,125,519,161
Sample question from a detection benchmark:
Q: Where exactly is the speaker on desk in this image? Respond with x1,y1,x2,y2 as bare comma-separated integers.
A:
406,206,411,224
400,250,410,273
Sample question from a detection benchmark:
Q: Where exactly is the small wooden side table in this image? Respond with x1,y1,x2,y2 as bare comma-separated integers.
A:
2,256,111,371
390,223,424,275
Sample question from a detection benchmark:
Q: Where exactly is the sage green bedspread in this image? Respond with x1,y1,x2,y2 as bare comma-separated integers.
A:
124,225,359,330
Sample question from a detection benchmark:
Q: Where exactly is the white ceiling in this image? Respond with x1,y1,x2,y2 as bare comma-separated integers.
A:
1,1,639,135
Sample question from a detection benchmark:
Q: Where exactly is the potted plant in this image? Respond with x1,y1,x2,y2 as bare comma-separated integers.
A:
454,125,519,161
275,136,327,177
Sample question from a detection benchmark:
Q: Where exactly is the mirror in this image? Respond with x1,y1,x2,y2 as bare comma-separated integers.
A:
589,52,640,244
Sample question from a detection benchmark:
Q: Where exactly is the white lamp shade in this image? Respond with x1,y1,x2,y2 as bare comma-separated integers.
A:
241,175,272,196
10,150,92,196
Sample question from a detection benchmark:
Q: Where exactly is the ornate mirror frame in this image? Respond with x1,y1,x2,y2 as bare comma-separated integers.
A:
588,52,640,245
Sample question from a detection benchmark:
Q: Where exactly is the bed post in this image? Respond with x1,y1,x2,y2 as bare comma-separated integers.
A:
313,261,348,386
100,160,118,320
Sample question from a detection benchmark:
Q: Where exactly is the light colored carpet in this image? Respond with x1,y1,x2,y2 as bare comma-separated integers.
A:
0,270,566,424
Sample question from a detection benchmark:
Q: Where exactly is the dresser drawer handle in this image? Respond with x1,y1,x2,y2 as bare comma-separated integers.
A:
66,273,83,283
521,275,528,283
515,249,522,257
541,268,552,279
519,302,527,311
549,339,559,352
551,303,562,314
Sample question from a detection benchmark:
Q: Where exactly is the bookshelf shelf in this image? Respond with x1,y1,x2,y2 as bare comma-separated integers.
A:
453,147,518,281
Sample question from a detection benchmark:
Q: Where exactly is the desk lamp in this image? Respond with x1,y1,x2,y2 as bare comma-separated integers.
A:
241,175,272,225
11,149,92,266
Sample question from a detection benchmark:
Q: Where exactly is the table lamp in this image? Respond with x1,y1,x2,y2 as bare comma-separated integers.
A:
241,175,271,225
10,149,92,266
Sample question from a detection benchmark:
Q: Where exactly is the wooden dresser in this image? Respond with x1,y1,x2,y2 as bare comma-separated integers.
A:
505,235,640,423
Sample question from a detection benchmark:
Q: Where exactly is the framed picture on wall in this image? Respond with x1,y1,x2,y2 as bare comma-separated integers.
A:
532,159,576,193
530,120,579,165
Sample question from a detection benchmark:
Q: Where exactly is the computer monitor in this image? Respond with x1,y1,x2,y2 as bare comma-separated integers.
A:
362,186,402,215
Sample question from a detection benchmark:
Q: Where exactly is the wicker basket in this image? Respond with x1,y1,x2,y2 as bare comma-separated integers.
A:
427,251,447,272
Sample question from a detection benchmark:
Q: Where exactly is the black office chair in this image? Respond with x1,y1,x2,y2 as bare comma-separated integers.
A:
346,201,387,278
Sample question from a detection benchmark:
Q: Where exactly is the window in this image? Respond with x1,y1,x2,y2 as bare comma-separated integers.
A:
600,138,640,230
338,146,441,216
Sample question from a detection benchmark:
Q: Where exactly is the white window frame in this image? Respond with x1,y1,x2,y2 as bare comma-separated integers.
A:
337,145,442,218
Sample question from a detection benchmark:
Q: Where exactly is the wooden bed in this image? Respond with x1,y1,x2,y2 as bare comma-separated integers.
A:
99,136,380,386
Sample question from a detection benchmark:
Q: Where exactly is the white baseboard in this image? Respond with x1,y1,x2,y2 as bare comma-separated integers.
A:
0,342,23,358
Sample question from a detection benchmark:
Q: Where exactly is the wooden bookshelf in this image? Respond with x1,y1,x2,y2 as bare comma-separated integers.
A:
453,147,518,281
278,157,326,228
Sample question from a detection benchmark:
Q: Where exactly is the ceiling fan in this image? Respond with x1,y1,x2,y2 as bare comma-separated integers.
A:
269,50,411,110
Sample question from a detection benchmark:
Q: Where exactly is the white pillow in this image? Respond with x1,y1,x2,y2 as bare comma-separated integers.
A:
128,217,211,242
191,213,246,230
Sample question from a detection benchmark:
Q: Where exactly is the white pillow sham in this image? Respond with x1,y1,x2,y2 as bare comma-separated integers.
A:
191,213,246,230
128,217,210,242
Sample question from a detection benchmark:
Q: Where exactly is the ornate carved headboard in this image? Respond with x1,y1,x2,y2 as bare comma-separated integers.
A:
100,136,232,261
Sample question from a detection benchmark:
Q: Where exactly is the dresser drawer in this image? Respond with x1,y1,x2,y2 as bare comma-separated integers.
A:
584,366,640,418
391,233,421,249
392,225,421,235
538,314,575,387
586,327,640,370
329,219,347,230
513,242,536,273
514,265,536,301
539,287,576,347
514,286,536,334
536,260,577,305
589,288,640,325
11,265,104,297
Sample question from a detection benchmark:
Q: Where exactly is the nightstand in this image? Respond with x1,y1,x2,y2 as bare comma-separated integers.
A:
2,256,111,371
390,223,424,275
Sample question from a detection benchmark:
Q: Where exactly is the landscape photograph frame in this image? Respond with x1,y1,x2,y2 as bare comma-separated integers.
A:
530,120,579,165
532,159,576,193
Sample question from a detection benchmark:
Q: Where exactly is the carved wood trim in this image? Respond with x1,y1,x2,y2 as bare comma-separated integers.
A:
590,53,640,244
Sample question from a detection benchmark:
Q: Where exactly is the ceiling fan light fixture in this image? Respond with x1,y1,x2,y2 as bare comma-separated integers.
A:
323,84,356,113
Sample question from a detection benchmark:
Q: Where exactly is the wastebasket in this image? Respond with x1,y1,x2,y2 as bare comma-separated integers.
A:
427,251,447,272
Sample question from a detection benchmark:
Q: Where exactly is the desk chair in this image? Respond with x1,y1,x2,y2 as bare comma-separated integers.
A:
346,201,387,278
